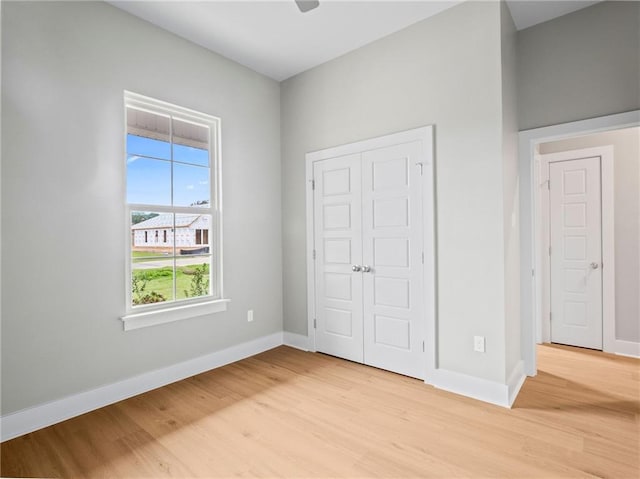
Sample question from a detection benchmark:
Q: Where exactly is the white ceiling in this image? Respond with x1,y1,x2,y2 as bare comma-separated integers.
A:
108,0,603,81
506,0,601,29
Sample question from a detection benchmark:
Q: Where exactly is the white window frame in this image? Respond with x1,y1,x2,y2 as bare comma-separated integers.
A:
120,91,228,331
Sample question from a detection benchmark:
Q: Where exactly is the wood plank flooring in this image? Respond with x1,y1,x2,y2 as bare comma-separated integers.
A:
1,344,638,478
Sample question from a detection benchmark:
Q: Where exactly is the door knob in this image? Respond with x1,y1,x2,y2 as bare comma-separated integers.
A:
352,265,362,272
590,262,599,269
361,265,371,273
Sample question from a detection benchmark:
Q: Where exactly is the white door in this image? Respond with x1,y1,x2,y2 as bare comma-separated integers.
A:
362,142,425,378
313,142,425,379
313,154,364,363
549,157,603,349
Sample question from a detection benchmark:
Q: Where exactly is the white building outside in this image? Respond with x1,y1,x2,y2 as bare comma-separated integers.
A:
132,213,210,253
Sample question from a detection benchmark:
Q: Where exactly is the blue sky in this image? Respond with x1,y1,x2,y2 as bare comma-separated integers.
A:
127,135,210,206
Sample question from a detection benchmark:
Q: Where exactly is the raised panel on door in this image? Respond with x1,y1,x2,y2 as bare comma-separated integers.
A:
362,141,425,379
313,155,364,363
549,157,602,350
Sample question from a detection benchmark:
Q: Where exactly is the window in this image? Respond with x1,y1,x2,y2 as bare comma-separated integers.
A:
194,228,209,245
121,92,227,331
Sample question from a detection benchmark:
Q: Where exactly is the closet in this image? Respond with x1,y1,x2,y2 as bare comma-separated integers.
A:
306,127,434,379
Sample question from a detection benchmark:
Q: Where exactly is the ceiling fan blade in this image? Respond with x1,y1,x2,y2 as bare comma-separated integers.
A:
295,0,320,13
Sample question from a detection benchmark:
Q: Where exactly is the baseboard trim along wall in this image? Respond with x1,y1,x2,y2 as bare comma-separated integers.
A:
614,339,640,358
431,361,527,409
283,332,309,351
507,361,527,406
2,331,534,441
0,332,284,442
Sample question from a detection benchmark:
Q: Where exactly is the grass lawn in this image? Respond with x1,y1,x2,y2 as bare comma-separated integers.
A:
132,263,209,303
132,251,170,263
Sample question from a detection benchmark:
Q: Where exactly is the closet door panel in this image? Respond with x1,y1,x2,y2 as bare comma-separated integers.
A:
362,141,425,379
313,155,364,363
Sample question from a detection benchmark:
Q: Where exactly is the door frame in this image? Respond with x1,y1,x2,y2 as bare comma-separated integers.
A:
519,110,640,376
538,147,614,349
305,126,436,382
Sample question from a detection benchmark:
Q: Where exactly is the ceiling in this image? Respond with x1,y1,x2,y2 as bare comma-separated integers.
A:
108,0,603,81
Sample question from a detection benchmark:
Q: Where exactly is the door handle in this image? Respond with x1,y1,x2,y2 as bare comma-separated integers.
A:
590,262,599,270
352,265,362,272
361,265,371,273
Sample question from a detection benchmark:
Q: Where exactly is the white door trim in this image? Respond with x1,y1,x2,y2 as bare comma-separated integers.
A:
305,126,436,382
538,147,614,350
519,110,640,376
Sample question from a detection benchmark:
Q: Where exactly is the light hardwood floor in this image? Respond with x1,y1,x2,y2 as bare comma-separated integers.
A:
1,344,639,478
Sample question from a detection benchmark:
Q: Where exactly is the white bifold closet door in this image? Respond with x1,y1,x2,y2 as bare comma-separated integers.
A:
313,141,425,379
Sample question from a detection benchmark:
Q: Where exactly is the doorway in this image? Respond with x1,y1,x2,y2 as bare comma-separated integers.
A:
519,110,640,376
305,126,435,381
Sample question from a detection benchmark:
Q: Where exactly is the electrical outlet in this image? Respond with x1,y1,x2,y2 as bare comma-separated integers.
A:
247,310,254,322
474,336,485,353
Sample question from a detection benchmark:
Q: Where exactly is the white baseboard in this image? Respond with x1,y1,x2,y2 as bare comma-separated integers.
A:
431,364,525,409
1,332,284,443
507,360,526,407
614,339,640,358
1,329,538,442
283,332,309,351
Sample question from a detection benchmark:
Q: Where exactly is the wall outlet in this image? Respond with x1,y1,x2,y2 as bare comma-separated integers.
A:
474,336,485,353
247,310,254,322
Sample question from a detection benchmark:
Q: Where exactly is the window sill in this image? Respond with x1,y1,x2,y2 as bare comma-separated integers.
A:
120,299,230,331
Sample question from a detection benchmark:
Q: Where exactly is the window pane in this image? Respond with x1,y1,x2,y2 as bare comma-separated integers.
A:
131,211,174,255
173,144,209,167
172,118,209,167
132,258,174,306
126,107,170,159
127,134,171,161
176,255,211,300
127,158,171,206
173,163,210,207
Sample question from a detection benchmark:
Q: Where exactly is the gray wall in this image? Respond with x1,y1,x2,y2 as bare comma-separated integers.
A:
1,1,282,415
517,1,640,130
10,0,633,417
282,1,515,383
539,127,640,343
501,2,521,378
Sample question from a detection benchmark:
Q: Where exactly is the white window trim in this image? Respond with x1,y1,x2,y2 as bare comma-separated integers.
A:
120,91,228,331
121,298,231,331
